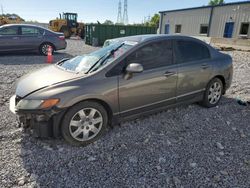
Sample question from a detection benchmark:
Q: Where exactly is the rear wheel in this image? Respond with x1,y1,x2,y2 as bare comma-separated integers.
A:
39,43,54,56
200,78,223,108
61,101,108,146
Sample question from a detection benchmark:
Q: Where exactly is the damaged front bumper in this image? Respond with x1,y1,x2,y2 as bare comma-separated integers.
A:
9,95,65,138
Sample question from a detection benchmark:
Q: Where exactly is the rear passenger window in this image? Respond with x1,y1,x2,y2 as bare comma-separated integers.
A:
127,40,173,70
175,40,210,63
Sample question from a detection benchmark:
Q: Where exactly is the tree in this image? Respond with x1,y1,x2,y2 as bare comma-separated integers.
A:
0,13,25,21
131,13,160,27
103,20,114,25
209,0,225,6
149,14,160,27
141,14,160,27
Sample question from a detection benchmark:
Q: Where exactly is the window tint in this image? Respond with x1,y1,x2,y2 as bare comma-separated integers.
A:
175,40,210,63
0,27,18,35
127,40,173,70
106,60,126,77
21,27,41,35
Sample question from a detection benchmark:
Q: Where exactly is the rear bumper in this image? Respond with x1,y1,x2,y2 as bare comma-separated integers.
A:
55,40,67,51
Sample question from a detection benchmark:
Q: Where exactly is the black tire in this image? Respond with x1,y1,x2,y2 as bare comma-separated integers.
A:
39,43,54,56
61,101,108,146
200,78,223,108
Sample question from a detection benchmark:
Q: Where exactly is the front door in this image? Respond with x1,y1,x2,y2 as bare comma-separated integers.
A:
118,40,178,117
174,39,212,102
224,22,234,38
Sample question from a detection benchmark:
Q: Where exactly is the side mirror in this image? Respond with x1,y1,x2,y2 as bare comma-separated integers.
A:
126,63,144,73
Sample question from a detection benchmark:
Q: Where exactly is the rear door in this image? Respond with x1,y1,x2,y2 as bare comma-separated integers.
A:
174,39,212,102
19,26,44,50
118,40,178,117
0,26,20,52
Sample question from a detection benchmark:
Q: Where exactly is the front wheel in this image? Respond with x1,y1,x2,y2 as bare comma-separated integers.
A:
61,101,108,146
200,78,223,108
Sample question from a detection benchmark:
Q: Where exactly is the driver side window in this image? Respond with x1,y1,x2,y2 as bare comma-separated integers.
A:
106,40,173,77
127,40,173,70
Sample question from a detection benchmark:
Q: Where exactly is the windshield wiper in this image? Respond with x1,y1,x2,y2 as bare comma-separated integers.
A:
56,58,70,65
86,43,125,74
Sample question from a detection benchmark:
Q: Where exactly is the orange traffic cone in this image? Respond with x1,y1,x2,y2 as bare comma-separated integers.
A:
47,46,53,64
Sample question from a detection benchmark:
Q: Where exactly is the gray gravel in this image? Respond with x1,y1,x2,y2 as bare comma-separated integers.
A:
0,40,250,188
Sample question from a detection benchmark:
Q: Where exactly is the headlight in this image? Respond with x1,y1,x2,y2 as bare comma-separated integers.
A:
16,99,60,110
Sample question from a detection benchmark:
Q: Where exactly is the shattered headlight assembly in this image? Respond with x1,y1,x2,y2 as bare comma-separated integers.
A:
16,99,60,110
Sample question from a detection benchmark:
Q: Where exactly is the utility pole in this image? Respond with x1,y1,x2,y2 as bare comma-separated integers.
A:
123,0,128,25
117,0,122,24
1,4,4,15
148,15,151,22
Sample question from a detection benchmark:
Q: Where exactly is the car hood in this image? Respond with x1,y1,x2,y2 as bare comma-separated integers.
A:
16,65,83,98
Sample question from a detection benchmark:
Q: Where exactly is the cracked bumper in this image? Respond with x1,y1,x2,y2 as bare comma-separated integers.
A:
9,95,66,138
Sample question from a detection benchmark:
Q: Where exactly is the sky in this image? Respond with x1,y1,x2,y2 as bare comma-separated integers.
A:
0,0,245,24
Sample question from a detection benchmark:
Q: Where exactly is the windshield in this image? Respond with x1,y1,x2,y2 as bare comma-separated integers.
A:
58,41,135,73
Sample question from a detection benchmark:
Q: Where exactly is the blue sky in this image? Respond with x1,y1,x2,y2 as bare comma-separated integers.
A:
0,0,244,23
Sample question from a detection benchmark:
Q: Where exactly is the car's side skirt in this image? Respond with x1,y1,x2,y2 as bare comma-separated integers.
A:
114,89,204,124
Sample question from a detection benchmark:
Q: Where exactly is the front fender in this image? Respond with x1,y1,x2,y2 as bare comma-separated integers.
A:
26,77,119,115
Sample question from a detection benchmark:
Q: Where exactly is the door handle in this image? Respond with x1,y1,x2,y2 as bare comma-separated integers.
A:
164,71,175,77
12,37,19,40
201,64,210,69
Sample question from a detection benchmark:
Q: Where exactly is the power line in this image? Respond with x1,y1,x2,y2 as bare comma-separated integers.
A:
123,0,128,25
1,4,4,15
117,0,122,24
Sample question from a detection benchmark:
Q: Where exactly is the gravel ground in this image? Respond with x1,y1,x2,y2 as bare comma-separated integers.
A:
0,40,250,188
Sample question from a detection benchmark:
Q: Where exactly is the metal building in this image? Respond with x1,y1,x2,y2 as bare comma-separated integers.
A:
159,1,250,39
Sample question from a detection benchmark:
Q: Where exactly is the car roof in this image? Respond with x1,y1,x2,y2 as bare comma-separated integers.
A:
112,34,205,44
0,24,46,30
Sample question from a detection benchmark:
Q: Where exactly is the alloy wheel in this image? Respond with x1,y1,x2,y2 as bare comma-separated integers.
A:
208,82,222,105
41,44,51,55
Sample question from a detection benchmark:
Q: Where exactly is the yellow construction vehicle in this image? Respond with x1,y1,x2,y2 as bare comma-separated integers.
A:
49,13,84,38
0,15,22,26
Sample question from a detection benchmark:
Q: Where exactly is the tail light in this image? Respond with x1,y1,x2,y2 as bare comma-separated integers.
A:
58,35,65,40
